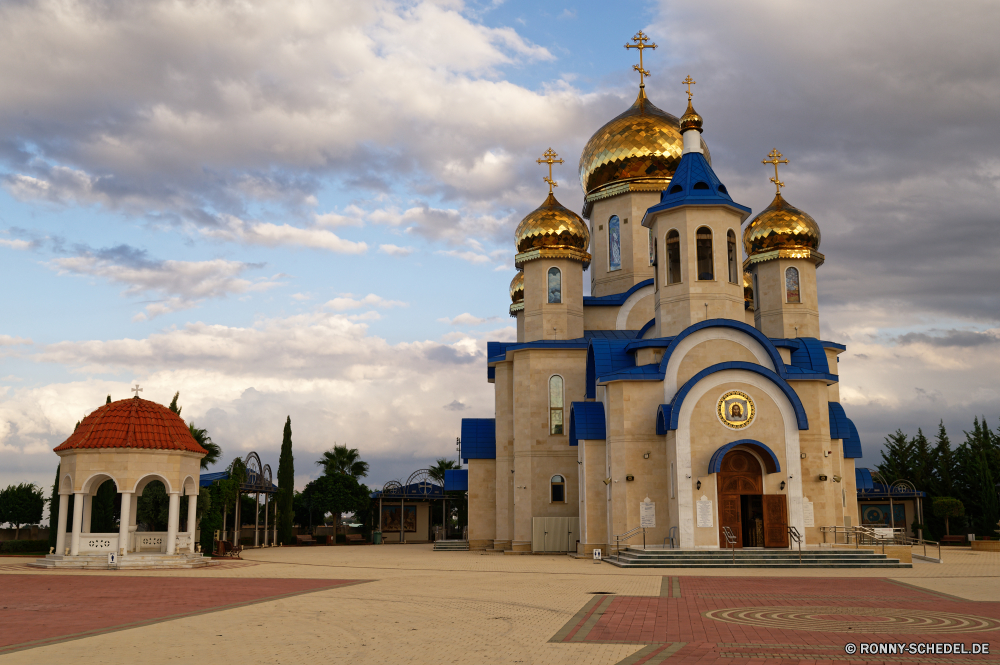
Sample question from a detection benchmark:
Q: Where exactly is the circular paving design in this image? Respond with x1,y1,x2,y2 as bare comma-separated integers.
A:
704,606,1000,634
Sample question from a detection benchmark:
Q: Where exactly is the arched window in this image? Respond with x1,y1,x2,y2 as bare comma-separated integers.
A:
547,267,561,304
752,272,760,310
551,475,566,503
549,375,564,435
608,215,621,271
727,230,738,283
666,230,681,284
696,227,713,280
648,228,654,266
785,267,800,303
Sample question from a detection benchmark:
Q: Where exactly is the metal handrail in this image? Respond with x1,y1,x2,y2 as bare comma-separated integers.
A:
613,526,646,554
721,526,737,563
787,525,802,563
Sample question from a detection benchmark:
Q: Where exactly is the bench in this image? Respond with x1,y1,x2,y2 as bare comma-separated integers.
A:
941,535,965,545
296,534,317,546
346,534,364,544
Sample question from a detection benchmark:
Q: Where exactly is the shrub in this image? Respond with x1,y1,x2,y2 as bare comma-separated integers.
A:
0,539,49,554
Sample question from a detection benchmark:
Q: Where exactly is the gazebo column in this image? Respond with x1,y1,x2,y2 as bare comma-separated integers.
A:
55,490,70,555
165,491,180,555
118,492,133,555
69,492,85,556
187,493,198,553
81,493,92,534
263,493,269,546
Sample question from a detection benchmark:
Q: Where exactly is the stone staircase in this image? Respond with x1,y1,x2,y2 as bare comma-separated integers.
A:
603,547,911,568
433,540,470,551
29,552,213,570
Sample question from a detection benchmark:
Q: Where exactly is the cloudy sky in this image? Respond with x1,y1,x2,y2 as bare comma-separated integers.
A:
1,0,998,498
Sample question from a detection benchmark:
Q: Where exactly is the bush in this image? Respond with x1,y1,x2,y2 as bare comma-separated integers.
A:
0,539,49,554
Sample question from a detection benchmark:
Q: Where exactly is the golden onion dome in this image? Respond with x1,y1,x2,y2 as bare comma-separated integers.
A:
679,100,703,133
513,193,591,271
579,88,710,197
509,270,524,304
743,192,822,263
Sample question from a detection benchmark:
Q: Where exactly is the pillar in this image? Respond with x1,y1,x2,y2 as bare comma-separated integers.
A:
55,491,70,555
81,493,92,534
166,492,180,555
263,493,269,547
69,492,84,556
118,492,132,555
187,493,198,552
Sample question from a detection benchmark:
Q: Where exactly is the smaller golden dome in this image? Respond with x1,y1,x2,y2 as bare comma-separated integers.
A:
514,193,591,269
680,100,703,133
743,192,822,260
509,270,524,304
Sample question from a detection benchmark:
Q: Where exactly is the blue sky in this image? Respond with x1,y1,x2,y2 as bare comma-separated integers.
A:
1,0,999,497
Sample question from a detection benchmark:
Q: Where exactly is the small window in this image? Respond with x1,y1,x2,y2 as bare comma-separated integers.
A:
668,184,683,194
727,230,738,284
547,267,561,304
551,475,566,503
648,228,654,266
696,226,713,280
666,230,681,284
549,375,564,435
693,181,710,190
608,216,621,271
785,267,800,303
718,184,728,194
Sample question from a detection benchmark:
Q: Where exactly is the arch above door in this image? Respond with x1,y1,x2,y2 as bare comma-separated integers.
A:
708,439,781,475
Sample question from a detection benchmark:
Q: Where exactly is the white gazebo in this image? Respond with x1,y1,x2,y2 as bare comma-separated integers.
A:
32,395,211,569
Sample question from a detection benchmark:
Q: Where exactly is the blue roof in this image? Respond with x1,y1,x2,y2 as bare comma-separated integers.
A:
638,318,656,339
371,481,446,499
569,402,606,446
829,402,863,458
789,338,831,374
444,469,468,492
855,468,874,491
460,418,496,461
855,468,927,498
583,280,653,306
199,470,277,491
640,152,751,223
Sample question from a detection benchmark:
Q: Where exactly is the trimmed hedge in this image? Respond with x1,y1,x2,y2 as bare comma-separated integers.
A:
0,539,49,554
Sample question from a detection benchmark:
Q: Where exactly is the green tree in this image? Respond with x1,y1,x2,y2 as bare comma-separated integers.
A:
910,428,932,492
428,458,460,484
277,416,295,545
168,391,182,416
48,464,61,550
189,424,222,469
136,481,169,531
930,421,955,498
876,429,914,485
316,444,369,478
933,497,964,536
0,483,47,539
106,395,111,404
90,480,118,532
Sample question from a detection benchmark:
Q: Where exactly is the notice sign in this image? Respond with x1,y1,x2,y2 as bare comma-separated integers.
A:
802,501,815,527
640,498,655,528
593,549,602,560
696,496,713,528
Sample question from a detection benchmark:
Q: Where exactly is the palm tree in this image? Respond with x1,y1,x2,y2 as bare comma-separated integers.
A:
190,424,222,469
428,458,459,484
317,444,369,478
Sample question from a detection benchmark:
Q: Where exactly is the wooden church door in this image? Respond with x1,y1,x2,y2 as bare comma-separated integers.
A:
762,495,789,547
717,450,762,549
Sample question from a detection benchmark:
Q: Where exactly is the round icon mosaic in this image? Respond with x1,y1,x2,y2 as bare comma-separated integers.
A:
704,606,1000,634
717,390,755,430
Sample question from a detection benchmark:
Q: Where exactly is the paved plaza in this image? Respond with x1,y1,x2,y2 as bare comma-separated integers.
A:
0,545,998,664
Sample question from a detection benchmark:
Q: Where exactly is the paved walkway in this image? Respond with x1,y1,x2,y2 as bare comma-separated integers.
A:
0,545,997,664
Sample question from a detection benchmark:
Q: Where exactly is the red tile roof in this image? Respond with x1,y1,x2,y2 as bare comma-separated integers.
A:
54,397,208,455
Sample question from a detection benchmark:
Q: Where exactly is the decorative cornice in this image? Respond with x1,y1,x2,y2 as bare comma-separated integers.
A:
509,302,524,317
743,248,825,269
582,179,672,218
514,247,592,270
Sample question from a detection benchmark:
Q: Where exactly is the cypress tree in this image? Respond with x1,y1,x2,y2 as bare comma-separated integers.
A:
48,464,60,550
168,392,182,416
911,428,932,492
277,416,295,545
930,421,954,498
106,395,111,404
876,429,914,485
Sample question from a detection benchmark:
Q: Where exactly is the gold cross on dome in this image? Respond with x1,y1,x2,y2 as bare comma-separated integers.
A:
537,148,564,194
131,384,143,397
762,148,789,194
625,30,657,88
682,75,696,101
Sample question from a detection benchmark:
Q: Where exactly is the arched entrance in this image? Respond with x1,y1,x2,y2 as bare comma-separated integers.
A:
716,448,788,548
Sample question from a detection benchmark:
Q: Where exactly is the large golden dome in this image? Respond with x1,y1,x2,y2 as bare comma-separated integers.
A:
579,88,710,198
743,192,823,265
509,271,524,303
513,193,591,269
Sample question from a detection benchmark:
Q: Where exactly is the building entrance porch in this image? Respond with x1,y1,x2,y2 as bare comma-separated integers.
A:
717,448,788,548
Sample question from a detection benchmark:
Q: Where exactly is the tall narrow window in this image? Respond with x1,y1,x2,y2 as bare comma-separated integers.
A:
547,267,561,303
670,462,675,499
549,375,564,435
752,272,760,310
551,475,566,502
666,230,681,284
696,227,713,280
608,215,621,271
785,267,800,303
727,230,738,283
648,228,654,266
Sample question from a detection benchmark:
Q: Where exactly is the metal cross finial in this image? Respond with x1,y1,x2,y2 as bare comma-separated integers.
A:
682,75,696,101
625,30,657,89
131,384,143,397
762,148,789,194
536,147,564,194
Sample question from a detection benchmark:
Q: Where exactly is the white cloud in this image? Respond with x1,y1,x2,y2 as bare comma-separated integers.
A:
201,215,368,254
379,244,414,257
315,206,365,228
438,313,499,326
323,294,408,312
0,335,33,346
0,238,32,250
